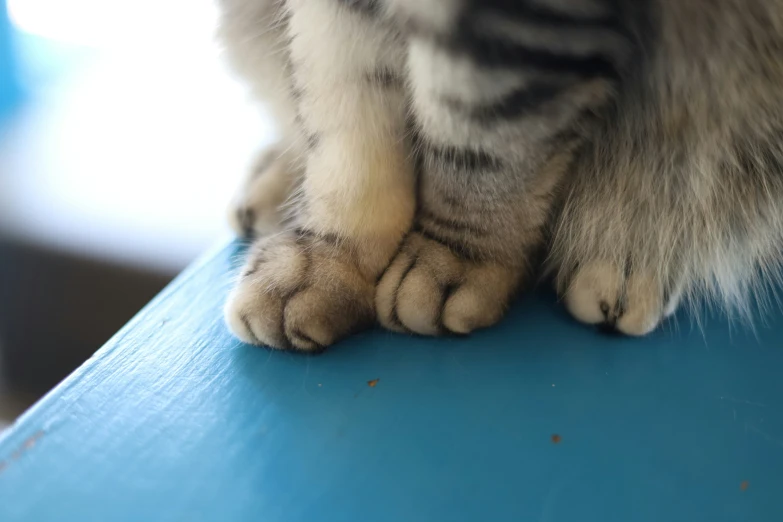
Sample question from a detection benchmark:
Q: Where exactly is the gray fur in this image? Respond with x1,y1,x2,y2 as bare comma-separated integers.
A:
221,0,783,348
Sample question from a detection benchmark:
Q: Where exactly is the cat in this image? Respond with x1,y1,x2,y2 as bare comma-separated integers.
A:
218,0,783,351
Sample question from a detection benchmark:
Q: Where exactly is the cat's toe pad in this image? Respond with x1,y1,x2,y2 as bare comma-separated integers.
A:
225,233,374,351
563,261,680,336
376,232,520,336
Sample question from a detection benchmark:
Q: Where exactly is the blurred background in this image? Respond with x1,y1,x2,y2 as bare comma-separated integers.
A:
0,0,276,428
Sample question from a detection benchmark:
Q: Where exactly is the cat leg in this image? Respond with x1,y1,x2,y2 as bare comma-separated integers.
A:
377,0,632,335
553,100,783,336
551,1,783,334
225,0,414,351
218,0,302,237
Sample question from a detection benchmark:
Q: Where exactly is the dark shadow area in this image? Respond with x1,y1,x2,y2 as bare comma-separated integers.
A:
0,237,172,400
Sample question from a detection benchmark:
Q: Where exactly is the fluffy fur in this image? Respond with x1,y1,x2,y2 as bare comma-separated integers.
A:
219,0,783,350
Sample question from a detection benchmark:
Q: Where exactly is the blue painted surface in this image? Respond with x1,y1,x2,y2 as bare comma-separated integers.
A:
0,242,781,521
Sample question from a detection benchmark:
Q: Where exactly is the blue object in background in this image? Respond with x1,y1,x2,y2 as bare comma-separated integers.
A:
0,0,22,121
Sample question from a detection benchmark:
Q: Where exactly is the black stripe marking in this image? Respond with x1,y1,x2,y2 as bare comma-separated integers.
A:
390,256,418,333
336,0,382,17
448,81,566,122
623,255,633,279
375,232,409,284
294,227,341,248
279,247,312,352
294,227,365,274
294,112,317,149
439,192,467,208
614,256,632,319
241,314,260,345
421,141,503,172
418,208,488,237
242,253,266,278
289,329,327,353
475,0,623,31
735,129,783,182
459,34,619,79
436,281,465,335
306,132,320,150
279,287,304,352
414,225,478,262
434,14,622,80
238,208,255,238
366,69,404,89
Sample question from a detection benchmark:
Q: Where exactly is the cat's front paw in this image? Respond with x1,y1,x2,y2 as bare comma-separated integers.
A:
228,147,299,238
225,232,375,352
559,261,683,336
376,232,522,336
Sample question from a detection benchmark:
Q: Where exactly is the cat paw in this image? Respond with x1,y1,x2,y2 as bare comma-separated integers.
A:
228,147,299,238
560,261,682,336
376,231,522,336
224,231,375,351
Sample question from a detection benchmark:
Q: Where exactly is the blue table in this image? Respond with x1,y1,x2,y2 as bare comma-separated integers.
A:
1,242,781,521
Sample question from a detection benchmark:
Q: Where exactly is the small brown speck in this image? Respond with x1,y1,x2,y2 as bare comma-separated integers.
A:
551,434,562,444
367,379,379,387
740,480,749,491
23,431,43,450
0,461,7,473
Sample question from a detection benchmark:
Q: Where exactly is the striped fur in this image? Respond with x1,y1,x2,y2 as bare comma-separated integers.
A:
220,0,783,350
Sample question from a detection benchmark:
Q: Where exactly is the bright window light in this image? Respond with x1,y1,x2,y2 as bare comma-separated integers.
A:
7,0,217,48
